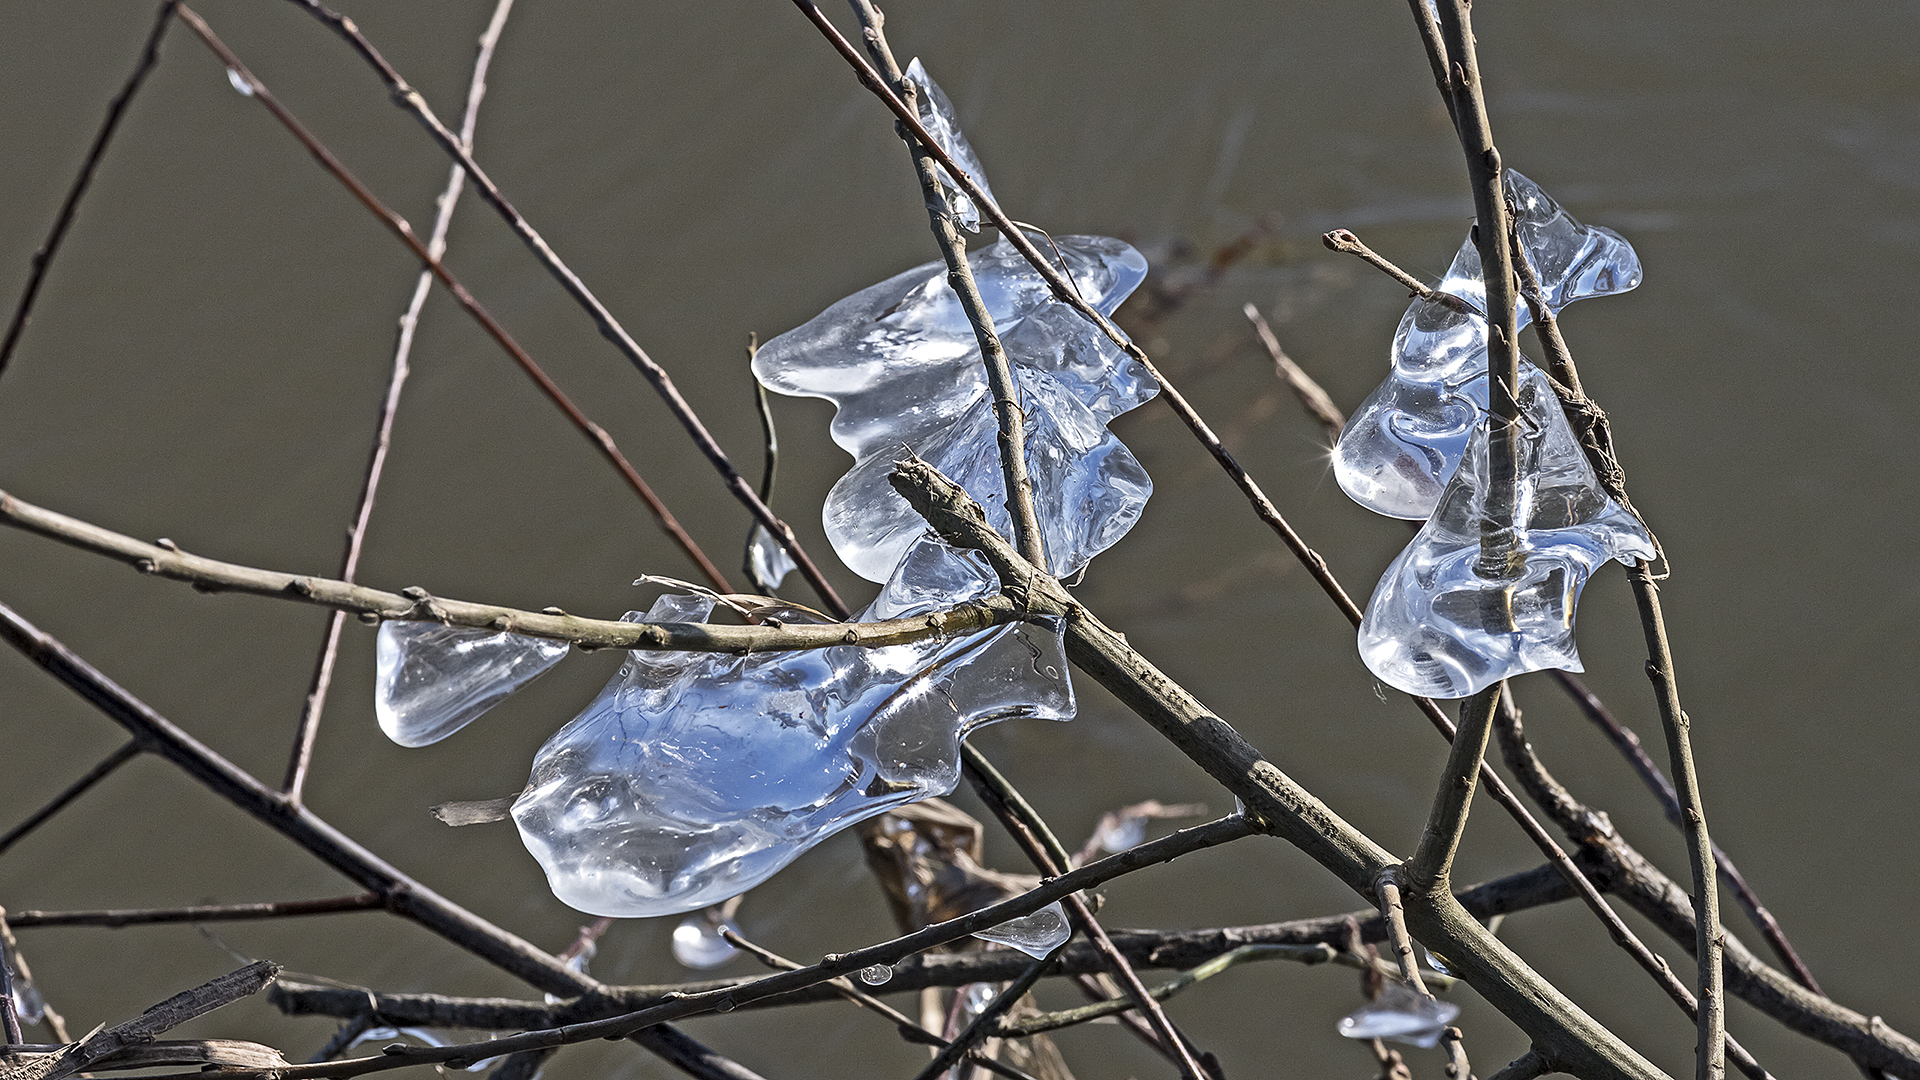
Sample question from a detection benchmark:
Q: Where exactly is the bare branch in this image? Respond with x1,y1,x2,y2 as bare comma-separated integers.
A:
0,490,1017,653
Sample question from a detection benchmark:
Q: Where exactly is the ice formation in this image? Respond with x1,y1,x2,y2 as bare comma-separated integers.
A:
970,900,1072,958
1358,367,1655,699
1333,170,1642,519
511,537,1075,918
670,912,743,970
1336,983,1461,1049
375,623,568,747
753,234,1155,582
903,58,995,232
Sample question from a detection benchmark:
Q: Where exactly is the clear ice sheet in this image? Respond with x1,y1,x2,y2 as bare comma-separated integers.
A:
904,58,995,232
511,537,1075,918
375,622,569,748
754,234,1155,582
1333,170,1643,519
1358,367,1655,699
970,900,1071,958
1336,983,1461,1049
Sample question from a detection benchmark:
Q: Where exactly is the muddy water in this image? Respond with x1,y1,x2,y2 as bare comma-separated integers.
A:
2,3,1916,1078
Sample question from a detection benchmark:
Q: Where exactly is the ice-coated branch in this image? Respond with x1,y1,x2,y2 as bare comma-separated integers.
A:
889,456,1669,1080
1432,0,1524,583
0,489,1017,654
848,1,1047,570
277,0,847,618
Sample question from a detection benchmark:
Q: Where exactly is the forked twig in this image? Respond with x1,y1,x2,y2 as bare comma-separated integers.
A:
278,0,847,618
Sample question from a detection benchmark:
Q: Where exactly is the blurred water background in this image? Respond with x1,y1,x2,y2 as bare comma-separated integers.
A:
2,3,1916,1077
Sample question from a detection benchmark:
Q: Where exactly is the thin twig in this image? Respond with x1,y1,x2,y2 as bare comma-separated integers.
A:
7,895,384,930
961,745,1212,1078
0,739,142,857
0,488,1016,653
284,0,533,806
277,0,845,618
1550,672,1821,993
173,6,740,622
1441,1026,1473,1080
0,948,20,1046
850,0,1047,570
1405,686,1502,897
892,458,1667,1080
909,947,1057,1080
996,943,1338,1037
1321,230,1476,316
0,1,178,384
1493,689,1771,1080
1630,563,1725,1080
1372,870,1431,999
1241,303,1345,444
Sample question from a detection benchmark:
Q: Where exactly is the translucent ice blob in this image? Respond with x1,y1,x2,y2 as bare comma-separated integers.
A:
1358,367,1655,699
375,622,568,747
1333,170,1642,519
511,537,1075,918
753,235,1155,582
904,57,995,232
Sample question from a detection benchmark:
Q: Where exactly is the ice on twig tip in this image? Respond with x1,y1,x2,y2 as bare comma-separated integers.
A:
859,963,894,986
375,623,568,747
753,235,1155,582
1358,367,1655,699
1333,170,1642,519
903,58,995,232
1336,982,1460,1049
970,900,1071,959
511,538,1075,918
745,524,796,592
670,913,742,970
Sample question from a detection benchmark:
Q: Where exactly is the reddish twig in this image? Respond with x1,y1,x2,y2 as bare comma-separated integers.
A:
276,0,848,618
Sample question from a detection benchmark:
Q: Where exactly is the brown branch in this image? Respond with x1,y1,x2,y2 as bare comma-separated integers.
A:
909,948,1054,1080
276,0,846,618
0,1,178,384
1372,870,1432,999
6,895,384,930
0,740,141,857
1321,229,1476,316
171,6,743,625
1241,303,1345,444
0,490,1017,653
1405,686,1501,898
0,962,279,1080
1550,671,1821,993
1493,691,1771,1080
849,0,1046,570
960,746,1212,1078
891,456,1669,1080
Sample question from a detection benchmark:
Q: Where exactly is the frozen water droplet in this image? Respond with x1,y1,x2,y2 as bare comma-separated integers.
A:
376,623,568,747
512,542,1077,918
903,58,994,232
754,235,1154,582
859,963,894,986
1422,945,1453,978
1334,170,1642,519
1093,815,1147,854
8,971,44,1026
226,68,254,96
1336,982,1460,1049
671,915,741,970
745,524,796,591
1357,367,1655,699
970,900,1070,959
